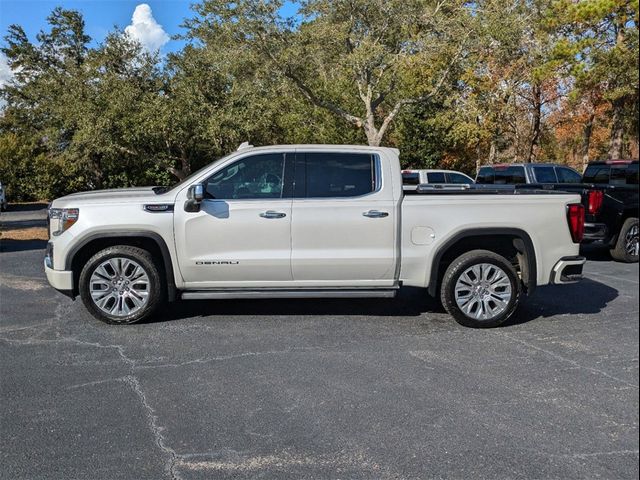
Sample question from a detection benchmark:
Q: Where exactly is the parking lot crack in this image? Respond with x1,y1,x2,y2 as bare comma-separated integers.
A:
493,331,639,389
135,346,327,370
123,375,182,480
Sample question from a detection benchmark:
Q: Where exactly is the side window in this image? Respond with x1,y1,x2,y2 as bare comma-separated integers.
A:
476,167,494,184
583,165,610,184
532,166,558,183
494,166,526,184
610,166,628,185
204,153,285,200
626,163,639,185
557,167,582,183
426,172,447,183
402,171,420,185
448,173,473,184
304,152,375,198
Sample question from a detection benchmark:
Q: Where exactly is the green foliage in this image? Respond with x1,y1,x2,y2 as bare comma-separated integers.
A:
0,2,637,201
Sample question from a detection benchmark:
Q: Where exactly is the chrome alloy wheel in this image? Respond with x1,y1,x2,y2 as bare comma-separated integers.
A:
454,263,512,320
89,257,150,317
625,224,639,257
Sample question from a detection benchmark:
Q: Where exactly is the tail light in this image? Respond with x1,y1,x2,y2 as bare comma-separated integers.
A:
567,204,585,243
586,190,604,215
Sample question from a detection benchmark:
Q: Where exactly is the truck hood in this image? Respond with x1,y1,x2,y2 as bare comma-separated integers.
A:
51,187,174,208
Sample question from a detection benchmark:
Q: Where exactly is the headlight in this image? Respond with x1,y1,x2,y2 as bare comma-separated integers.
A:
48,208,80,236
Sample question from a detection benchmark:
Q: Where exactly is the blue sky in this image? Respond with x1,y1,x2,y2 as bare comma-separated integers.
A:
0,0,300,54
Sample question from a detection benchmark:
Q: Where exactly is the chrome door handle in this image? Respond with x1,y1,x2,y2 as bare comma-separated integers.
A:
260,210,286,219
362,210,389,218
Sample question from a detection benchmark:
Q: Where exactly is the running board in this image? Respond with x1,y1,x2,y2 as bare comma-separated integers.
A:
181,289,397,300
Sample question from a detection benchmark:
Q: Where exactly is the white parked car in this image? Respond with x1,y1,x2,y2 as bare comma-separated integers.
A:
402,169,475,188
44,144,586,328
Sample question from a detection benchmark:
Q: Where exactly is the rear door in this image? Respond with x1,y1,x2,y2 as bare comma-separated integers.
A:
290,151,397,285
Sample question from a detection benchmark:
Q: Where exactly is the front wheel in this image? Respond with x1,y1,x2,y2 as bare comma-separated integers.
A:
79,245,163,324
610,217,639,263
440,250,522,328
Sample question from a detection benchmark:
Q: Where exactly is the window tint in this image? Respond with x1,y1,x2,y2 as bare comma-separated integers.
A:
427,172,447,183
448,173,472,184
626,163,639,185
494,166,526,184
402,171,420,185
583,165,610,184
204,153,285,199
304,152,374,198
609,166,629,185
557,167,582,183
532,166,558,183
476,167,494,184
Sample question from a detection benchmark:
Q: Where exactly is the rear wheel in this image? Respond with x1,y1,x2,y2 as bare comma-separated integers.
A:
79,245,163,324
610,217,639,263
440,250,521,328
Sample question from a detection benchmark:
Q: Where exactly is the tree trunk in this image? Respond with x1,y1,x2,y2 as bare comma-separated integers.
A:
526,84,542,163
608,98,625,160
168,154,191,181
488,139,497,164
581,112,595,168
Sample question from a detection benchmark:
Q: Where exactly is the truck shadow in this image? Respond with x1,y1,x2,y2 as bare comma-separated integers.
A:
154,278,618,327
501,278,618,327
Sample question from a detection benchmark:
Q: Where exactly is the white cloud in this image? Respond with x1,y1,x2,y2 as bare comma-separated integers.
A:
0,53,15,89
124,4,170,52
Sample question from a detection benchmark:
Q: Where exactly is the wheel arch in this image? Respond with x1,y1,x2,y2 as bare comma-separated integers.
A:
427,228,537,297
66,231,177,301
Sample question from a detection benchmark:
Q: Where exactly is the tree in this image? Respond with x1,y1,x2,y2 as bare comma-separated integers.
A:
553,0,639,160
185,0,472,146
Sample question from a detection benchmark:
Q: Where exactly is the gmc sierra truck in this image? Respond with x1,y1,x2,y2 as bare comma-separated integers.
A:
45,144,586,328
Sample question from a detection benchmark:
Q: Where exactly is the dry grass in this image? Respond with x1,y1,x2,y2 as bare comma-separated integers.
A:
0,226,49,241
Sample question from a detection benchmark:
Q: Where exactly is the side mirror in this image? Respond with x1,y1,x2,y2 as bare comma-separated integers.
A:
185,184,204,212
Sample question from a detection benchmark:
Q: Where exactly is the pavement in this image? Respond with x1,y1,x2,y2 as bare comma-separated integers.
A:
1,205,638,479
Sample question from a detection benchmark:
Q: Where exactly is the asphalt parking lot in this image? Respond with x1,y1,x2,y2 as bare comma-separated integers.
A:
1,206,638,479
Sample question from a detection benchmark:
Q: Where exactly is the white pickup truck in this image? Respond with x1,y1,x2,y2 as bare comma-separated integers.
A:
45,144,586,328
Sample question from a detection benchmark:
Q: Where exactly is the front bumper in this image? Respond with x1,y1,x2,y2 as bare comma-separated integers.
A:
44,259,75,298
550,256,586,285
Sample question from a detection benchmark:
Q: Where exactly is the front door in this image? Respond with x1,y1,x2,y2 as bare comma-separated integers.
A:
174,152,293,288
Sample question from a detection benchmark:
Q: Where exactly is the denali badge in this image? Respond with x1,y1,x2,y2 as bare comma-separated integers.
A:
196,261,240,265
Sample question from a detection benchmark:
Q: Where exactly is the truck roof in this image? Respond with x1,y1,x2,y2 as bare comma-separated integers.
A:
587,159,638,166
236,143,400,155
477,163,576,168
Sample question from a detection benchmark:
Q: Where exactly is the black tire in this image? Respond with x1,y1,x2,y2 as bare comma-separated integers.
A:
610,217,639,263
79,245,164,324
440,249,522,328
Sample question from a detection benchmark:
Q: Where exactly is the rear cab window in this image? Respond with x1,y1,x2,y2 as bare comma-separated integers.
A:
299,152,375,198
493,166,526,184
476,167,494,184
